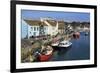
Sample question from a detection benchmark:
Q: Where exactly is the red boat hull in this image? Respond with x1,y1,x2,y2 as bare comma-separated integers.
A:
39,54,52,62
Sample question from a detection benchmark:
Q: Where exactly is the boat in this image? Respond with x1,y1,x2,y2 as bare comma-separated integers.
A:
85,32,89,36
39,53,52,62
52,41,72,48
73,32,80,39
58,41,72,48
39,46,53,62
51,42,59,47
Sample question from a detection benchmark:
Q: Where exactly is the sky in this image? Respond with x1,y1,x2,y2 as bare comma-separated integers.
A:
21,10,90,22
21,10,90,38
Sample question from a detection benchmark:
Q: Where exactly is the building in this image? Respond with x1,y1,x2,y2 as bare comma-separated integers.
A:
23,18,65,39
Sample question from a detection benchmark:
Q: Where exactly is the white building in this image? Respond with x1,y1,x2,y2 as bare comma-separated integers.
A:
24,18,65,39
21,20,28,39
40,18,59,36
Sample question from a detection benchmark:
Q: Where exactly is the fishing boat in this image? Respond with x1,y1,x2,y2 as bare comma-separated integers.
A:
51,42,59,47
52,41,72,48
39,46,53,62
73,32,80,39
58,41,72,48
39,53,52,62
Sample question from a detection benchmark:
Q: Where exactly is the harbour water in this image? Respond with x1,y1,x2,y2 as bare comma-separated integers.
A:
50,32,90,61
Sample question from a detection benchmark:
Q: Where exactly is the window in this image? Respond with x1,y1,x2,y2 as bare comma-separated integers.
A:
33,32,36,36
44,27,47,30
31,27,33,30
37,27,39,31
34,27,36,31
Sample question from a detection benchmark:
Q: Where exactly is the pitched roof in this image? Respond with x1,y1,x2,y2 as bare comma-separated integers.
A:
46,20,57,26
24,19,48,26
24,19,65,28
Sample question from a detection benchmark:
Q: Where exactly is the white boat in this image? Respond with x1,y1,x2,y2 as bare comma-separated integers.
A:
85,32,89,36
52,41,72,48
51,42,59,46
58,41,72,48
